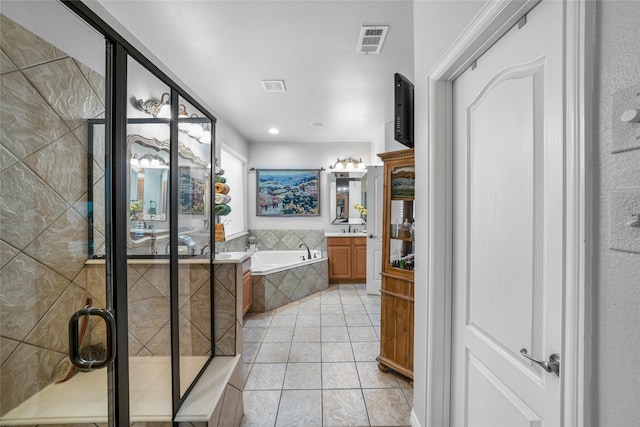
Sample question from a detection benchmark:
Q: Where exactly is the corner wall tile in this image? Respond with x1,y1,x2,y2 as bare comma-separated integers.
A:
0,49,16,74
22,57,104,131
0,341,62,415
0,70,70,160
23,207,89,281
0,15,66,69
25,283,86,353
0,162,68,249
0,239,19,269
0,336,19,366
0,144,18,172
23,131,88,203
0,253,69,341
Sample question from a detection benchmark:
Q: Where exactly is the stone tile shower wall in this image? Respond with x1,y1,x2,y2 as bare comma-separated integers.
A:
0,16,213,415
0,15,105,415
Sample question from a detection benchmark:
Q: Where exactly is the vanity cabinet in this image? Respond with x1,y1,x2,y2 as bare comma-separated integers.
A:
327,237,366,283
377,148,415,380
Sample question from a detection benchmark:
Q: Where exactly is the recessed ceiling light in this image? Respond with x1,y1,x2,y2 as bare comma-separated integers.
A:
268,128,280,134
311,122,325,128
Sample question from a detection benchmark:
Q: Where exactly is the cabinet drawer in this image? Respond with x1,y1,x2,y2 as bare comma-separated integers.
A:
327,237,352,246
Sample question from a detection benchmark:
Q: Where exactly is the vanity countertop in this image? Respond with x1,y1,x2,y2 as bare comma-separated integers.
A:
324,231,367,238
213,251,253,264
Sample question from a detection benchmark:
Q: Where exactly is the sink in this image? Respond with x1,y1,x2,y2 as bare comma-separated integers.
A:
324,231,367,237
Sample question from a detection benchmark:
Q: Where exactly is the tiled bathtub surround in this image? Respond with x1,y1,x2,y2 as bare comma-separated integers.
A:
249,229,327,253
0,15,105,415
251,260,329,312
216,229,327,254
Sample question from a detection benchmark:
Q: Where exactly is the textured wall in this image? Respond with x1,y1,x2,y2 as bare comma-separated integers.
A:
592,2,640,425
0,14,104,415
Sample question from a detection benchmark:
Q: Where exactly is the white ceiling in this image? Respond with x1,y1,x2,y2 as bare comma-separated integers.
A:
96,0,415,145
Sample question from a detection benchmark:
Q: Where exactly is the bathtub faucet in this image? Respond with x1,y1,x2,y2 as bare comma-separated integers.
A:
299,242,311,260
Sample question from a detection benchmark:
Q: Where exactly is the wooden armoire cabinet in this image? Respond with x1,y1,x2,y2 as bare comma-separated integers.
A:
376,148,415,380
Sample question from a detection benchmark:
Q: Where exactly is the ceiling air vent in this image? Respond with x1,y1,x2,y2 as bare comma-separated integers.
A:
261,80,287,92
357,25,389,55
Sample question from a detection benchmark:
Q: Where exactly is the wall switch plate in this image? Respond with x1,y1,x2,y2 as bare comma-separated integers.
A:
612,83,640,153
610,188,640,254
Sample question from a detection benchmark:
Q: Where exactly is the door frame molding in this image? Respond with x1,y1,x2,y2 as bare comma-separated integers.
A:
425,1,594,426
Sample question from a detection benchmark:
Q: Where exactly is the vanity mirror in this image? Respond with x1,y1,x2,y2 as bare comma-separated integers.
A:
329,171,367,224
87,122,211,258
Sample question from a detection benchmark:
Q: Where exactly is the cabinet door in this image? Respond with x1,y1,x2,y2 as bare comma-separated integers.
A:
328,245,352,281
353,238,367,281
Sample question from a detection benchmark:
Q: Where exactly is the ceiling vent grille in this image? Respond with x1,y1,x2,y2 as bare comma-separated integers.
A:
357,25,389,55
261,80,287,92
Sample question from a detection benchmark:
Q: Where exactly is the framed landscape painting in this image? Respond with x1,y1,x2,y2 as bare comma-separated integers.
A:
256,169,321,216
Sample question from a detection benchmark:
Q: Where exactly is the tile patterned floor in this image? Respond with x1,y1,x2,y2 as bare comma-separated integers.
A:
241,284,413,427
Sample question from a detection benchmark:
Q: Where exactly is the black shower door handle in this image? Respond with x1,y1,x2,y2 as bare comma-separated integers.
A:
69,307,116,370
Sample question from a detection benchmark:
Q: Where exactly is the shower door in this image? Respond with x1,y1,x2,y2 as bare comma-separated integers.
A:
0,1,115,424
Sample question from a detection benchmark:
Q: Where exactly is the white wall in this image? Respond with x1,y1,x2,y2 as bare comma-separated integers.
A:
412,1,488,425
592,1,640,425
248,140,371,230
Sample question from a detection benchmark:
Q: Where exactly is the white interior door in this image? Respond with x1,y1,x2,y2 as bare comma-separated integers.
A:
366,165,383,294
451,2,564,425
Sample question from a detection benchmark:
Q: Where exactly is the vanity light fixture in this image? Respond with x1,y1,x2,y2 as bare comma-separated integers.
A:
329,157,367,171
132,153,169,169
136,93,171,118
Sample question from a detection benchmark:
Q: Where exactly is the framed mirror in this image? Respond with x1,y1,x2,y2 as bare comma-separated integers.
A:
329,171,367,224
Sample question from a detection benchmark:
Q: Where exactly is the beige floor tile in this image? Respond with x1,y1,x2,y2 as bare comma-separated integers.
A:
243,327,267,343
402,387,414,408
321,342,354,362
320,303,343,314
263,327,294,343
341,303,367,314
270,315,297,328
321,314,346,327
345,314,372,326
244,363,287,390
362,388,411,426
255,342,291,363
244,312,274,328
276,389,322,426
351,342,380,362
292,327,321,342
322,389,369,427
289,342,321,362
242,390,281,427
356,362,400,388
347,326,378,342
243,363,252,386
296,314,320,327
321,326,350,342
322,362,361,389
243,342,260,364
283,363,321,389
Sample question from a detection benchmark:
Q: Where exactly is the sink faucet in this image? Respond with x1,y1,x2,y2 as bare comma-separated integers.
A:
201,243,211,255
299,242,311,260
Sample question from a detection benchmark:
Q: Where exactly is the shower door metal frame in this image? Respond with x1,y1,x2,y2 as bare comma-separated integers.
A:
61,1,217,424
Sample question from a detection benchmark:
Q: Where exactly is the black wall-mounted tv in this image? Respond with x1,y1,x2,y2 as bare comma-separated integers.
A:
394,73,414,148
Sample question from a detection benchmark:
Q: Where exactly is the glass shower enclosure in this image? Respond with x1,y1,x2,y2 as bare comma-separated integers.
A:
0,1,214,424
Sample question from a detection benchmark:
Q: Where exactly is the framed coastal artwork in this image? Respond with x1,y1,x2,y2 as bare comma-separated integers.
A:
256,169,321,216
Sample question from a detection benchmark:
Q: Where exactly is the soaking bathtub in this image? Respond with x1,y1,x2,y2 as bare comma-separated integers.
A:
249,250,329,311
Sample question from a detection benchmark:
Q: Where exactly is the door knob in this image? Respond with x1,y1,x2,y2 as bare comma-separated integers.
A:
520,348,560,376
368,234,375,238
